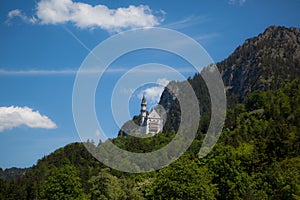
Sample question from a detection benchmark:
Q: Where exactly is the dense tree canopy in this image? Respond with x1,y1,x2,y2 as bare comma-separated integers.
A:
1,79,299,199
40,164,86,200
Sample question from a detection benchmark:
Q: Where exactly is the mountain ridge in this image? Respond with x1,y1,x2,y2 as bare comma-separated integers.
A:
158,25,300,133
218,25,300,103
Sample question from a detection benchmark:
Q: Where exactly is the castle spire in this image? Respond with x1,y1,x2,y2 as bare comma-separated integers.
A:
140,95,147,126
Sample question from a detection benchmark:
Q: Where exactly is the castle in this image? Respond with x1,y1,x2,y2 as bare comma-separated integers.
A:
140,95,163,134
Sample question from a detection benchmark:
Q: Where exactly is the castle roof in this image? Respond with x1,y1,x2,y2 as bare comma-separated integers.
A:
148,109,161,119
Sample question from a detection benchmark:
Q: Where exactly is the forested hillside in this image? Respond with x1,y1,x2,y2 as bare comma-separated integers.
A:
1,26,300,200
160,25,300,133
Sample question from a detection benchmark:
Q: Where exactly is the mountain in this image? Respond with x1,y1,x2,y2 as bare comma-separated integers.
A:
120,26,300,135
218,25,300,103
159,26,300,133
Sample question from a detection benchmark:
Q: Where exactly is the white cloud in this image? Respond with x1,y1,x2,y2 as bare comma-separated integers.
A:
193,33,220,41
0,106,57,132
228,0,246,5
6,9,37,24
0,67,196,76
0,69,78,75
162,15,209,30
139,86,164,103
157,78,170,87
7,0,163,32
138,78,169,104
0,68,119,75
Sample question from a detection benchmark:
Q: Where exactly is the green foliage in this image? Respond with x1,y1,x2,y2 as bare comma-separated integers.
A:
146,156,217,200
245,91,267,111
89,168,144,200
89,168,126,200
0,167,27,182
0,179,8,200
1,79,300,200
41,164,86,200
264,158,300,199
207,145,265,199
113,131,175,153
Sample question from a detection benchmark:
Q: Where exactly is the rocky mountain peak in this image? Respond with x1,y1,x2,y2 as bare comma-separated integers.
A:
218,25,300,103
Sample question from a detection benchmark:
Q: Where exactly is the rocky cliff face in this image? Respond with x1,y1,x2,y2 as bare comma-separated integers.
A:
158,26,300,132
218,26,300,103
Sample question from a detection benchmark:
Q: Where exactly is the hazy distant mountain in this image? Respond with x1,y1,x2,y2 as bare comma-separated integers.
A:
0,167,27,181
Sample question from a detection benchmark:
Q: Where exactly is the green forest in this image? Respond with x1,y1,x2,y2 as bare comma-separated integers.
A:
1,78,300,200
1,26,300,199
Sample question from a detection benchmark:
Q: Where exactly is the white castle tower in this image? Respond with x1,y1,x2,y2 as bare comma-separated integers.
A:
139,95,163,134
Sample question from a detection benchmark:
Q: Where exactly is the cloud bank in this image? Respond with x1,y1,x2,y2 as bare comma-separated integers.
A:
7,0,163,32
0,106,57,132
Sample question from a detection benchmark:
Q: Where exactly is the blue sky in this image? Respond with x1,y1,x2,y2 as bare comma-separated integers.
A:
0,0,299,169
